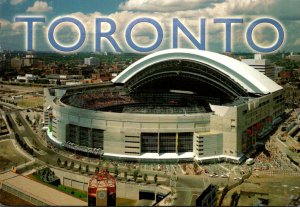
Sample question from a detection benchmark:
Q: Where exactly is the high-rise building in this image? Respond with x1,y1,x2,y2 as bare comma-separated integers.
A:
84,57,100,66
11,57,22,70
23,54,38,67
242,54,275,79
286,52,300,62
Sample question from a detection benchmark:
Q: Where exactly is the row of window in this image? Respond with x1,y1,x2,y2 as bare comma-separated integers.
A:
66,124,104,148
141,132,193,153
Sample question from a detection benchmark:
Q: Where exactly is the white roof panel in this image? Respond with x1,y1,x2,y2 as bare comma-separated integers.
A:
112,49,282,94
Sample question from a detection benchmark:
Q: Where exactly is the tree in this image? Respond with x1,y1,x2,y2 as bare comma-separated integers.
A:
79,163,82,172
70,161,74,169
64,160,68,168
143,174,148,183
95,166,99,173
124,171,128,181
105,162,110,170
133,170,139,182
29,148,34,155
230,191,239,206
57,158,61,166
194,162,199,174
98,162,103,170
127,165,132,175
34,113,41,125
15,116,22,126
114,166,119,178
86,165,89,173
154,174,158,184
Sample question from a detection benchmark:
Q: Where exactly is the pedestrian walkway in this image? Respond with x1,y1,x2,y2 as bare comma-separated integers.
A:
0,171,87,206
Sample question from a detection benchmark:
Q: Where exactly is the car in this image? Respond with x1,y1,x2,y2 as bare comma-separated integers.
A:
209,174,215,177
221,174,228,178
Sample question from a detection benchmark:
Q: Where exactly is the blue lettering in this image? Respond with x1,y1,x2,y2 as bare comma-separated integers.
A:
48,17,86,52
95,18,122,53
173,18,206,50
214,18,243,52
15,16,45,51
246,18,284,53
126,18,163,52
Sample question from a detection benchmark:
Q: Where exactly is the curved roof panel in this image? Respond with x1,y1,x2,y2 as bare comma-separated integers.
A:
112,49,282,94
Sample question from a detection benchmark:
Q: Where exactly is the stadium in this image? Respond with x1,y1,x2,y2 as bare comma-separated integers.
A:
44,49,285,163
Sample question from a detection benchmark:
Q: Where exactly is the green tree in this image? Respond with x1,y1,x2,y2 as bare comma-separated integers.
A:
143,174,148,183
114,167,119,178
95,166,100,173
70,161,74,169
124,171,128,181
64,160,68,168
154,174,158,184
98,162,103,170
194,162,199,173
15,116,22,126
127,165,132,175
133,170,139,182
86,165,89,173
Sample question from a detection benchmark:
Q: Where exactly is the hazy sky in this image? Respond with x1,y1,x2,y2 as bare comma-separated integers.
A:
0,0,299,53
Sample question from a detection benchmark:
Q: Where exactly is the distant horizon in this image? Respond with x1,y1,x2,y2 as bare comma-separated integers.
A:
1,49,299,55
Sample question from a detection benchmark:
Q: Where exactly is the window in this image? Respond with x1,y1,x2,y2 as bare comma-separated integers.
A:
159,133,176,153
141,133,158,153
178,132,193,152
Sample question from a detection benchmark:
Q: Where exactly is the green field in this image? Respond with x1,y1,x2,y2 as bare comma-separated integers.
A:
16,96,44,108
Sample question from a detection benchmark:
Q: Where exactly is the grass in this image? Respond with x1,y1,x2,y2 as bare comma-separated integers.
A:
16,96,44,108
117,197,137,206
57,185,87,201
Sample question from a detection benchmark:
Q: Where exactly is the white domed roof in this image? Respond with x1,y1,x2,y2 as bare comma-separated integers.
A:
112,49,282,94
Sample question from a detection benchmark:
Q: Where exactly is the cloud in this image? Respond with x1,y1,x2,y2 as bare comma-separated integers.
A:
10,0,25,5
294,38,300,46
0,19,10,28
1,0,300,52
119,0,225,12
0,19,24,36
26,1,53,13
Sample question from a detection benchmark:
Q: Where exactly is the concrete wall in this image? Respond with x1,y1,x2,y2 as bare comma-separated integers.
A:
1,183,48,205
194,132,223,158
117,182,169,200
44,86,285,161
50,167,169,201
51,168,89,191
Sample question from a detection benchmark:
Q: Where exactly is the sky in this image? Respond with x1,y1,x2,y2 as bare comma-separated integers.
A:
0,0,300,53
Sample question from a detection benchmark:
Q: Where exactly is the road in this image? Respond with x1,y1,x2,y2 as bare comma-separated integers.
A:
6,110,77,167
172,175,208,205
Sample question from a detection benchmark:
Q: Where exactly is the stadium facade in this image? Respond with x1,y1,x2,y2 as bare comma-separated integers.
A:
44,49,285,163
